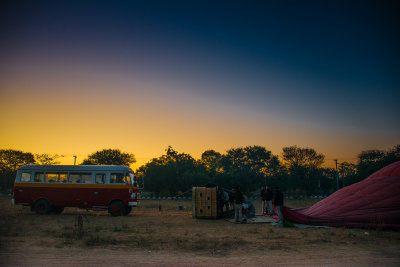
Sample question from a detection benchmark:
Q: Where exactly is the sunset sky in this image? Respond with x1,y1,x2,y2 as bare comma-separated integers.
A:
1,1,399,169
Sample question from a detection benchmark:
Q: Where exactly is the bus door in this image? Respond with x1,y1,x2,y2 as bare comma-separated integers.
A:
91,173,107,207
29,172,46,203
44,172,68,206
68,172,93,207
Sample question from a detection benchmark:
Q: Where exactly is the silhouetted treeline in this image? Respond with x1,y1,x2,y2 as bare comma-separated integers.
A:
137,144,400,197
0,145,399,195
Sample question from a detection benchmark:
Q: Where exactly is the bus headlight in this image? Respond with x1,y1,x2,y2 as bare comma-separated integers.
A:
131,193,136,199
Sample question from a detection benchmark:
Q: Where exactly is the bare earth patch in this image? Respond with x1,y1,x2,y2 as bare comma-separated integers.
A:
1,196,399,266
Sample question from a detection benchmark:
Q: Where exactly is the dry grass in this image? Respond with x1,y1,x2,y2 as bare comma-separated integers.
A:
1,195,400,264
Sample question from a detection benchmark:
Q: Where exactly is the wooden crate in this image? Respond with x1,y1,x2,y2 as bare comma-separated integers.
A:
192,187,218,219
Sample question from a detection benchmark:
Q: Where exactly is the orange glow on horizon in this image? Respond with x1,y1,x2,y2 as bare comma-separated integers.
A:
1,74,398,171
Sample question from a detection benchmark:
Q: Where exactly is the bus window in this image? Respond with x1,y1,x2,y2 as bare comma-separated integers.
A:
21,172,31,182
70,173,92,183
110,173,124,184
81,174,91,183
95,173,105,184
46,173,58,183
46,173,68,183
124,173,131,184
70,173,79,183
34,172,44,182
59,173,67,183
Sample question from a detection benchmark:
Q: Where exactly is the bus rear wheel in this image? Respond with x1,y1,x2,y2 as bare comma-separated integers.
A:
108,201,126,216
34,199,51,215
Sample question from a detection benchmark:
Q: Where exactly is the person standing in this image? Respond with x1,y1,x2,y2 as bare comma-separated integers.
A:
264,186,273,215
260,186,267,214
223,190,230,213
233,186,244,223
273,186,284,227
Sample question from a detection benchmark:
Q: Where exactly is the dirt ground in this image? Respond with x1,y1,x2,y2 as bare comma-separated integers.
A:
1,196,400,266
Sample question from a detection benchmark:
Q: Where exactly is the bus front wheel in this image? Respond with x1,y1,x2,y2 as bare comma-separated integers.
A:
34,199,51,215
108,201,126,216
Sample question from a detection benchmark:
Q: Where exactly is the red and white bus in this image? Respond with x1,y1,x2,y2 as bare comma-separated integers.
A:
12,165,139,216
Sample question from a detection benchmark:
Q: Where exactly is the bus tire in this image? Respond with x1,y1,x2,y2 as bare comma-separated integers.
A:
123,206,132,215
34,199,51,215
109,201,125,217
52,206,64,214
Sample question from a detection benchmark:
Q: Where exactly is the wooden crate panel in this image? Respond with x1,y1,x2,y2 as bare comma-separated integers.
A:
193,187,218,218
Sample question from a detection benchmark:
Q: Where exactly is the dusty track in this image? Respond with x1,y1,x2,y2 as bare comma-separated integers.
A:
2,247,399,266
1,196,399,266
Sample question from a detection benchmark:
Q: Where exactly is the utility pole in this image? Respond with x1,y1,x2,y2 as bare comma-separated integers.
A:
341,162,345,187
73,155,77,165
334,159,339,190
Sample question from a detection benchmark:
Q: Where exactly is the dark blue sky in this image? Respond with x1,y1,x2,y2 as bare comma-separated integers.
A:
1,0,399,164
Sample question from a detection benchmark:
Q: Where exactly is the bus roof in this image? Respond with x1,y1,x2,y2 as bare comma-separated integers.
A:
18,165,134,172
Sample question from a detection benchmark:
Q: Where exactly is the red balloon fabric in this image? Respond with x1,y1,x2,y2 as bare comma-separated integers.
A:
282,161,400,229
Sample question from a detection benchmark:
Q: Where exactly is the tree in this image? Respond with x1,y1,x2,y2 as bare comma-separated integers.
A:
319,168,336,193
338,161,358,186
357,144,400,179
282,146,325,193
35,153,64,165
138,146,209,196
219,146,284,194
282,146,325,169
386,144,400,162
0,149,35,191
81,149,136,167
201,150,222,177
0,149,36,172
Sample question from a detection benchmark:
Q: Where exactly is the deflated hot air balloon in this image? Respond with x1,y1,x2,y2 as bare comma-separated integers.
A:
282,161,400,229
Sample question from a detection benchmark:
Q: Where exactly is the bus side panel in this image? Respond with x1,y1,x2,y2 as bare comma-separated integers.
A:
71,187,93,208
13,183,32,205
90,188,109,207
93,187,132,207
15,184,139,209
47,187,94,208
43,187,77,207
90,186,137,207
30,186,55,206
29,186,81,207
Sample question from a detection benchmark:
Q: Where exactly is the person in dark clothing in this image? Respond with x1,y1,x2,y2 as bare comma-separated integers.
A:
264,186,273,215
228,191,234,212
273,186,284,226
233,186,244,223
260,186,267,214
223,190,230,213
